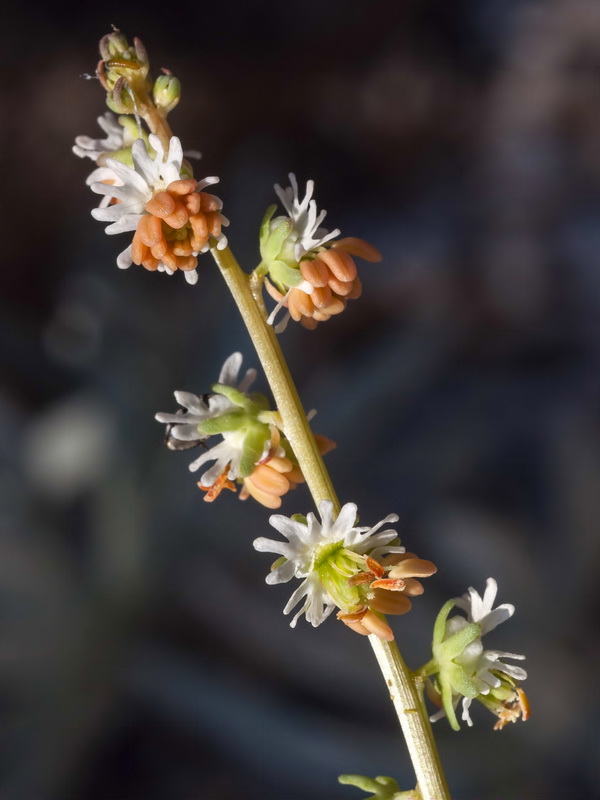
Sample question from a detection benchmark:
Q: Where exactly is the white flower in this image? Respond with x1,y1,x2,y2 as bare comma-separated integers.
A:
432,578,527,727
73,112,125,160
274,173,340,261
155,352,257,444
253,500,401,628
90,134,187,234
89,134,226,285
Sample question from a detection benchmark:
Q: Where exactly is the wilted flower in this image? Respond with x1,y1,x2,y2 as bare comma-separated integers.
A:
254,500,435,639
89,134,228,284
259,174,382,330
427,578,529,731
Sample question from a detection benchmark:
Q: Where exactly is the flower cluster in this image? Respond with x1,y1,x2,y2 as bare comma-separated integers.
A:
74,29,221,286
87,134,227,285
426,578,529,731
156,354,334,508
254,500,436,640
259,175,382,330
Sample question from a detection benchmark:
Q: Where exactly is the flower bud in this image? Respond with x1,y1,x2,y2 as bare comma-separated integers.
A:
105,76,137,114
153,72,181,114
96,29,150,97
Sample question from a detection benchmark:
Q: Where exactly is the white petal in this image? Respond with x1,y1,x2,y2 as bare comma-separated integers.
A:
117,245,133,269
461,698,474,726
265,559,297,585
184,269,198,285
218,353,242,386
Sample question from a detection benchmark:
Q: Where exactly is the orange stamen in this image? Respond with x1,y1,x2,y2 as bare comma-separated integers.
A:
198,468,236,502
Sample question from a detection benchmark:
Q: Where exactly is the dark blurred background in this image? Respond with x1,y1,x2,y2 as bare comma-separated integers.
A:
1,0,599,798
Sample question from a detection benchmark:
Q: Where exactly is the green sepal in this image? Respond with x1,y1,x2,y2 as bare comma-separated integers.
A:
291,514,308,526
104,147,134,167
197,411,247,435
238,422,271,477
268,259,302,291
440,679,460,732
446,663,480,699
211,383,254,410
433,600,455,646
248,391,270,411
436,622,481,662
260,215,293,262
259,205,277,257
338,774,406,800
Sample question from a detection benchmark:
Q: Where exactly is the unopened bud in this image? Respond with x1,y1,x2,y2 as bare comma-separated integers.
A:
99,29,130,61
153,72,181,113
96,28,150,97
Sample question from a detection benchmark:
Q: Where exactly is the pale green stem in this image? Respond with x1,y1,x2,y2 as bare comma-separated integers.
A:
210,246,338,510
369,637,450,800
210,244,450,799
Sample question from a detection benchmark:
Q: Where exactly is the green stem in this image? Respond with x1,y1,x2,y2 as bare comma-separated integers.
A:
369,638,450,800
210,244,450,800
210,246,338,511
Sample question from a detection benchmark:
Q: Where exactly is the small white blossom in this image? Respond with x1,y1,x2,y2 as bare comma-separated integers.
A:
73,112,126,160
155,352,257,444
253,500,401,628
274,173,340,261
432,578,527,727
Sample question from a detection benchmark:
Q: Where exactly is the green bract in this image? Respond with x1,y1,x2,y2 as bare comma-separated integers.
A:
196,385,273,479
339,774,418,800
258,206,303,292
429,600,481,731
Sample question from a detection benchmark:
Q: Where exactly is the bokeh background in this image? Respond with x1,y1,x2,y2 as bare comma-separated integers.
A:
1,0,599,798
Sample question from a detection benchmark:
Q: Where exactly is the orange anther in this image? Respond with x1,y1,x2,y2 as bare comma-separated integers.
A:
205,211,222,236
131,228,147,265
310,286,333,309
184,193,202,215
317,248,357,282
347,277,363,300
176,255,198,271
167,178,198,196
300,259,330,288
370,578,407,592
163,201,189,230
365,556,385,578
151,239,168,260
289,288,314,317
200,193,223,212
198,468,236,502
247,464,290,496
324,297,346,315
138,213,163,247
333,237,382,263
190,213,208,241
145,191,176,219
517,689,530,721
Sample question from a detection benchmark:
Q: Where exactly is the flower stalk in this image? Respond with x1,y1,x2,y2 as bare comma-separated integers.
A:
209,243,451,800
210,245,338,509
